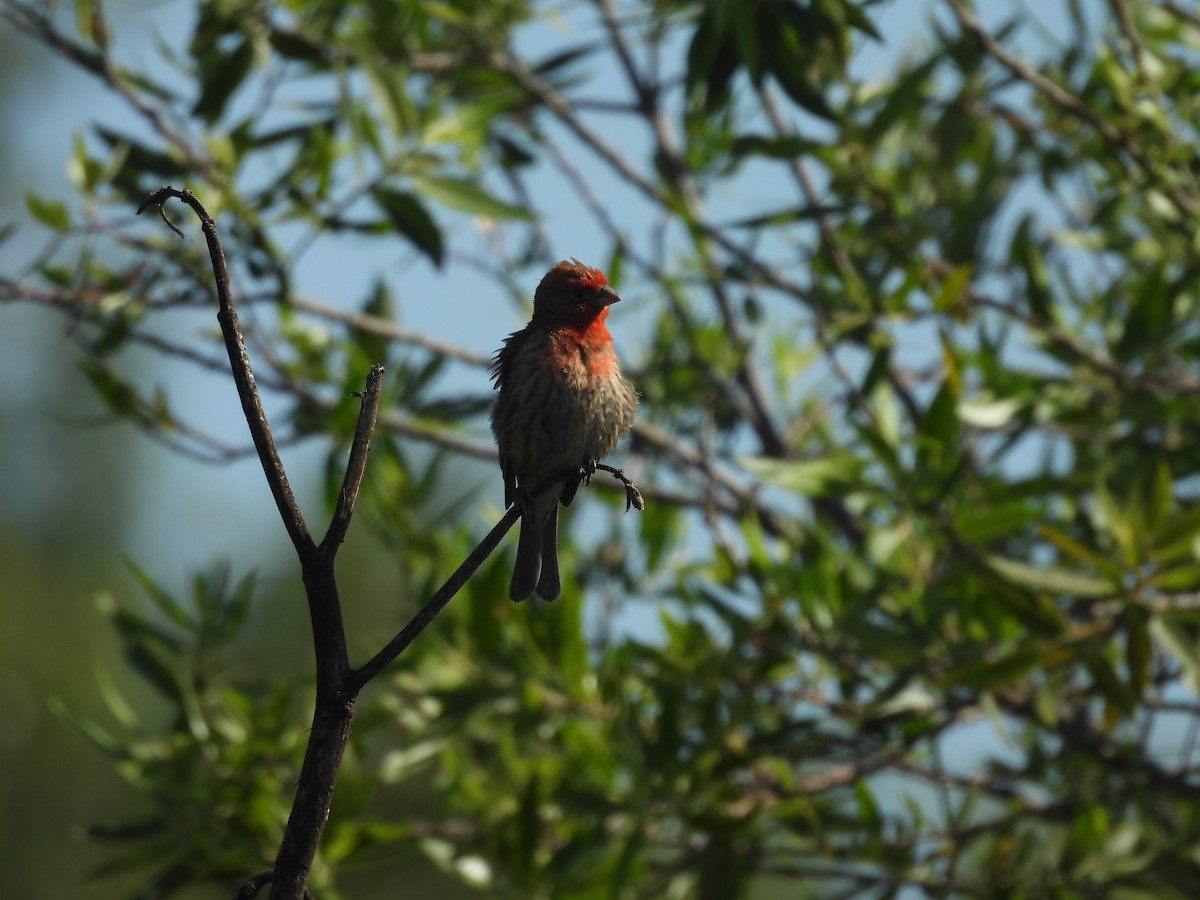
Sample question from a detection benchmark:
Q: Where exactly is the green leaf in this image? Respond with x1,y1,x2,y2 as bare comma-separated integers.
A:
1115,263,1170,361
1010,216,1053,320
1151,502,1200,557
729,203,850,229
840,0,882,41
686,7,737,111
1156,561,1200,591
958,395,1022,428
411,175,531,220
373,187,444,266
1038,525,1124,582
863,56,937,142
25,194,71,231
125,559,194,630
1151,615,1200,691
48,696,125,756
945,643,1044,690
268,29,327,63
192,38,255,123
533,44,595,76
79,360,138,417
1125,607,1151,700
919,378,960,445
985,555,1114,598
933,263,973,313
953,500,1039,543
730,134,821,160
95,126,186,179
762,4,836,119
740,454,861,494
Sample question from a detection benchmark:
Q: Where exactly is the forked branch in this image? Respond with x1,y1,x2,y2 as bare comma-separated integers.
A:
138,186,642,900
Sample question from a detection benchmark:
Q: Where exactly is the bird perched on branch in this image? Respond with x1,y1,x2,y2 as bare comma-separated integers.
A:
490,259,639,601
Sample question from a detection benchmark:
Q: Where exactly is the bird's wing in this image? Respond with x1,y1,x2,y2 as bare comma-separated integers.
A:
490,327,527,390
496,457,513,509
492,327,529,509
559,474,582,507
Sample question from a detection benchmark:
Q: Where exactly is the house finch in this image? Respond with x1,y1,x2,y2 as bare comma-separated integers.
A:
490,259,638,601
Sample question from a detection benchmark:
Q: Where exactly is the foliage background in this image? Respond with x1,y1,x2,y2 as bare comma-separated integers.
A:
4,0,1200,897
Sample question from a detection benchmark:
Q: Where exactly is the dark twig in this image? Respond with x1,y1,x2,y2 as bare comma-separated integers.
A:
136,186,315,556
320,364,385,556
137,187,379,900
233,871,273,900
348,460,642,691
234,872,312,900
348,505,520,692
137,185,648,899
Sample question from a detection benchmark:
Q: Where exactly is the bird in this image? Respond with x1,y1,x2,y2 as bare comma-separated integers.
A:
490,259,638,601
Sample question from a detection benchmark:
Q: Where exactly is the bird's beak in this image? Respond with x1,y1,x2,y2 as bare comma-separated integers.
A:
592,285,621,307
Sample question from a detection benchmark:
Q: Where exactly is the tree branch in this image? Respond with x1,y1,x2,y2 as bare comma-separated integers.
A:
348,505,520,692
136,186,315,556
320,364,385,556
349,463,642,691
136,187,385,900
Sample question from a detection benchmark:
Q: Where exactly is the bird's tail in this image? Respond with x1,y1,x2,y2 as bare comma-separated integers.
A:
536,506,560,601
509,505,560,602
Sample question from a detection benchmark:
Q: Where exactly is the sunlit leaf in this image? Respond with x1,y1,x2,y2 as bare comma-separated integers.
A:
411,175,531,220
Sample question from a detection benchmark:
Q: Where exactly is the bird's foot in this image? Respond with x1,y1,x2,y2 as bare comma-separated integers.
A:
595,462,645,513
579,458,598,486
511,490,534,518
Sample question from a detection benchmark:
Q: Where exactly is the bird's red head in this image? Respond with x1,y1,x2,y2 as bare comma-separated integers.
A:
532,259,621,327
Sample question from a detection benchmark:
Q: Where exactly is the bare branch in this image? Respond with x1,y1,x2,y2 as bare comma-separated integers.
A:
348,460,642,691
348,505,520,691
320,364,385,556
137,186,315,555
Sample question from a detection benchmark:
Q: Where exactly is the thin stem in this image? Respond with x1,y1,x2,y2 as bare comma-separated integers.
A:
349,506,521,691
321,364,385,556
136,186,315,555
349,463,643,692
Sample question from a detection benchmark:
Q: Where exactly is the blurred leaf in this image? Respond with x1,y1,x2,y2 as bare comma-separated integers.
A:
373,187,445,266
268,28,327,63
25,193,71,231
1115,264,1170,361
740,454,861,494
192,37,255,123
1010,216,1053,320
125,559,193,630
730,134,821,160
95,126,187,178
411,175,531,220
985,555,1114,597
958,395,1022,428
919,378,960,445
1125,607,1151,700
1150,615,1200,691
